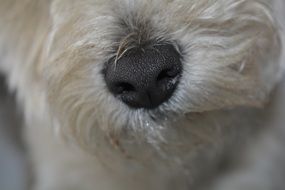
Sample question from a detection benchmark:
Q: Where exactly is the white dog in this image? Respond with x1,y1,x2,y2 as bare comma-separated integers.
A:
0,0,284,190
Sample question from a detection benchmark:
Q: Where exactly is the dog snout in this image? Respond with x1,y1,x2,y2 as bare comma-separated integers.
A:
104,44,182,109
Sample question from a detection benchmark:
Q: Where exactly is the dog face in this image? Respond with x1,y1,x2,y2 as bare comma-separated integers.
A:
41,0,281,158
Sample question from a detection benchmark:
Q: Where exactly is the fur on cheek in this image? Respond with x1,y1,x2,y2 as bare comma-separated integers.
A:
163,0,282,113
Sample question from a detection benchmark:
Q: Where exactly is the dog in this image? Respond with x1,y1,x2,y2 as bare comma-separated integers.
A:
0,0,284,189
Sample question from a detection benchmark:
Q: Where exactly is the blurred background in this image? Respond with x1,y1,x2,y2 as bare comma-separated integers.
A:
0,75,30,190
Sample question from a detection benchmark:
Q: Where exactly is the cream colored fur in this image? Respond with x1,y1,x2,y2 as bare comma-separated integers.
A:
0,0,284,190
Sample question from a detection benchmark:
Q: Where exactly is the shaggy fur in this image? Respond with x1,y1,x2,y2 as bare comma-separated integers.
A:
0,0,284,190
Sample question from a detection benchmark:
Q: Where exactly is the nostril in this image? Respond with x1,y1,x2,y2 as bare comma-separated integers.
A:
157,67,180,82
157,69,171,82
113,82,135,95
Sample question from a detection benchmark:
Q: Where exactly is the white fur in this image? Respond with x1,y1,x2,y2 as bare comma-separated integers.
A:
0,0,284,189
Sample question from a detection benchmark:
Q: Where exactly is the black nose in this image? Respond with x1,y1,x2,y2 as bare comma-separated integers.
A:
104,44,182,109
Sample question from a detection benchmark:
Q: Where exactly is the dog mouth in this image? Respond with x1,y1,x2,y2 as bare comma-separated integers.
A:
103,43,183,110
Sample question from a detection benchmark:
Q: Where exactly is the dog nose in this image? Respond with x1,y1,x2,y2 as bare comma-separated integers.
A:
104,44,182,109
